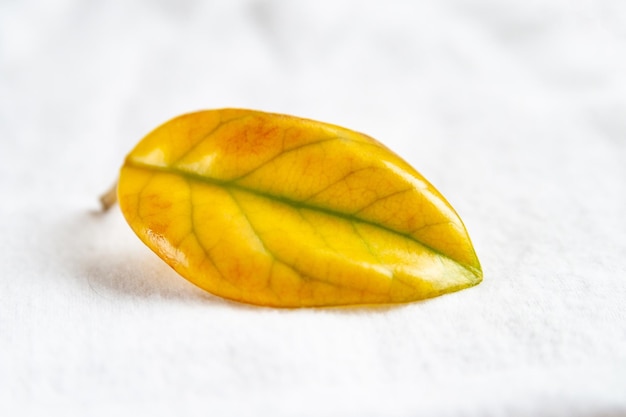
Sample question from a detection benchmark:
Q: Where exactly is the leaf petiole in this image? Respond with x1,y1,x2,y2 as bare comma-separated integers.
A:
100,181,118,211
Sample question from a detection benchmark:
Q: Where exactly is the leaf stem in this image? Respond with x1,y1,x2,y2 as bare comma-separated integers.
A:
99,181,118,211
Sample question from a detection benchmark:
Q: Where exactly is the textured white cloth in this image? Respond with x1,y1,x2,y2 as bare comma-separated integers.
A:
1,1,626,416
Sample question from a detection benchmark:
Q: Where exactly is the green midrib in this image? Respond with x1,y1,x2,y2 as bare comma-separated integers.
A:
125,158,480,277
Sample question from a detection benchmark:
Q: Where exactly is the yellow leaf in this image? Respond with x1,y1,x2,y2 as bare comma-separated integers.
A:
116,109,481,307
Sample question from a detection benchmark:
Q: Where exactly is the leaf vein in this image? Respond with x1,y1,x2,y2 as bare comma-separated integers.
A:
127,160,467,268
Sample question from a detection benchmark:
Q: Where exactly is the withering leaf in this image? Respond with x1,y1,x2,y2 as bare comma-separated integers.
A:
117,109,481,307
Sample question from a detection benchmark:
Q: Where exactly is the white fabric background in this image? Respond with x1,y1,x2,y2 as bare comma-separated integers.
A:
1,1,625,416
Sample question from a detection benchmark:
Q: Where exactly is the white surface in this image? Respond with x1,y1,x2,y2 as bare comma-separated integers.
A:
2,1,626,416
